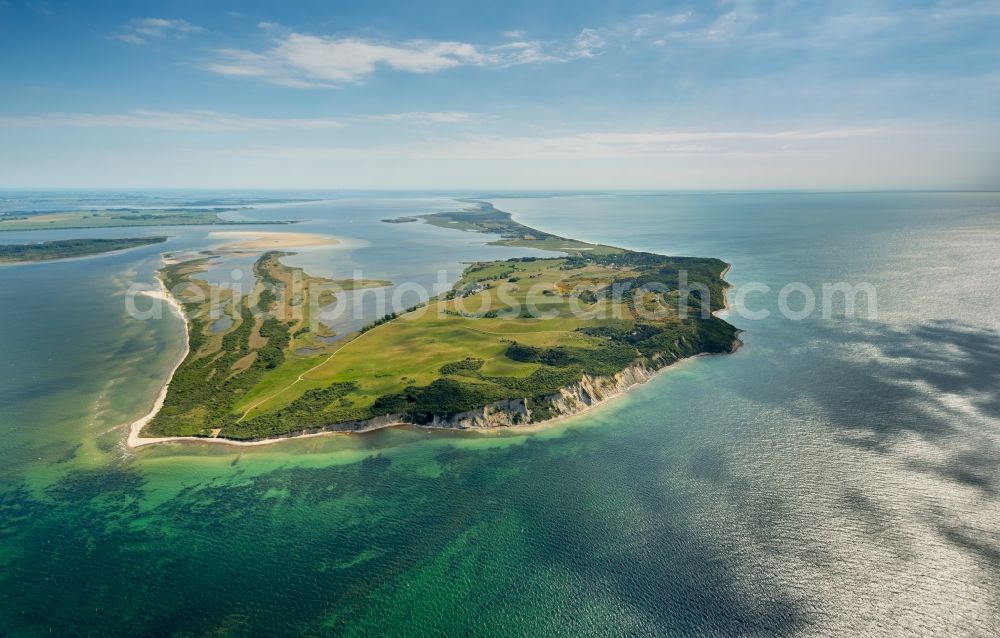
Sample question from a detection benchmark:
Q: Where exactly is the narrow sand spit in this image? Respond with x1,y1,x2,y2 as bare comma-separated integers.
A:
126,278,192,449
209,231,341,252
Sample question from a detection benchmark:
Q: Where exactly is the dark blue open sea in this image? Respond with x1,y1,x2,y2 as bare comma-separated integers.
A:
0,192,997,636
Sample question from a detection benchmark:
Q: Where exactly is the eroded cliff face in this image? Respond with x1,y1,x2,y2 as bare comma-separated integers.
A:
320,356,675,434
414,398,532,428
259,337,739,439
321,398,531,433
540,360,659,420
397,358,665,429
401,334,738,430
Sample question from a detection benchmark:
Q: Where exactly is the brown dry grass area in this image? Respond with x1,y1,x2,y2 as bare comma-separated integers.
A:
231,351,258,371
248,316,266,349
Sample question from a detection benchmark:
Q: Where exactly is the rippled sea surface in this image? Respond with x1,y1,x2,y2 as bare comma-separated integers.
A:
0,192,997,636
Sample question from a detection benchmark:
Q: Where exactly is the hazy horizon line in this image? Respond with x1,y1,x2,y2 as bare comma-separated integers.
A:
2,187,998,195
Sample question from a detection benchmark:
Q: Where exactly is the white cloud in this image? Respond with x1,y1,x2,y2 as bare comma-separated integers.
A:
204,34,485,86
620,1,1000,50
413,127,884,158
0,110,345,132
561,128,882,152
357,111,474,124
5,121,985,190
202,25,604,87
573,28,606,58
627,11,695,39
116,17,202,45
219,127,885,163
0,109,478,131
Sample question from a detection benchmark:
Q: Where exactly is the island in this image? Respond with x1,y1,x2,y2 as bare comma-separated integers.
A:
0,236,167,263
0,207,296,232
132,203,739,445
381,216,420,223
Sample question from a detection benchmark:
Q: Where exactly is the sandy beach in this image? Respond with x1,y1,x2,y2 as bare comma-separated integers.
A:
125,274,339,448
209,230,341,252
125,278,193,448
124,255,367,448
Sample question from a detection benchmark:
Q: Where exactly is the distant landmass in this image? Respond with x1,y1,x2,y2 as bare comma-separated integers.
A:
381,216,420,223
0,207,297,232
0,236,167,263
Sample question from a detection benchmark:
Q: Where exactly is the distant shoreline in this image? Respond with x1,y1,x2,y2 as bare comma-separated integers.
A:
0,236,167,264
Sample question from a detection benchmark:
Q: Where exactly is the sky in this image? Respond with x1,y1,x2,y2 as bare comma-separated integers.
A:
0,0,998,190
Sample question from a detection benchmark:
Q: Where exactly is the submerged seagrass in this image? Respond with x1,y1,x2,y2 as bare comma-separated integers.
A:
142,202,739,441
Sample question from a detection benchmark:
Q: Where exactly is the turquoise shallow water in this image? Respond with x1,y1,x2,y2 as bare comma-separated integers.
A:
0,192,998,636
